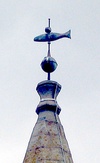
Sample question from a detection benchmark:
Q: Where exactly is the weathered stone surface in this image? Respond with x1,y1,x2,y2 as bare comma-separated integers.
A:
23,111,73,163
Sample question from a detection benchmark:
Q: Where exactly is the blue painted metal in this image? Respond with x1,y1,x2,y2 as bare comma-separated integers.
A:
34,30,71,42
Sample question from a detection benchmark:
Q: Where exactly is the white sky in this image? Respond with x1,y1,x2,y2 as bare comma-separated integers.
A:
0,0,100,163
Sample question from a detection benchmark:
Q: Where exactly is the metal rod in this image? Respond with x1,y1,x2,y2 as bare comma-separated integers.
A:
47,18,51,80
48,18,51,57
48,42,51,57
48,18,50,27
48,73,50,80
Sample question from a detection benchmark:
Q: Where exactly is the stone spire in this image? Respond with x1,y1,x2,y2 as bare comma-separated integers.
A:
23,19,73,163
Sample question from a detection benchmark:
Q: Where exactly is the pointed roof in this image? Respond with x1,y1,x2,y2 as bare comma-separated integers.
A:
23,81,73,163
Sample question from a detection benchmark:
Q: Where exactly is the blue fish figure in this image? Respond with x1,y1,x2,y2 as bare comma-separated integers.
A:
34,30,71,42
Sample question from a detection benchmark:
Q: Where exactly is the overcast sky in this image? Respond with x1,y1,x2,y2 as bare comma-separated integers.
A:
0,0,100,163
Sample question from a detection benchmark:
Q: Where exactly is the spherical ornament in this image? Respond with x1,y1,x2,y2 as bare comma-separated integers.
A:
45,27,51,33
41,56,57,73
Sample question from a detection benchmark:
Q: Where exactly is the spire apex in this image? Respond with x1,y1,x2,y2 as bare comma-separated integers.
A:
22,20,73,163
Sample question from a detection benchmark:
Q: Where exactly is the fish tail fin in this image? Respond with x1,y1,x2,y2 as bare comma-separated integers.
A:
65,30,71,39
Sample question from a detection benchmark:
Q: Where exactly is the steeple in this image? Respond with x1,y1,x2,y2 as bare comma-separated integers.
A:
23,19,73,163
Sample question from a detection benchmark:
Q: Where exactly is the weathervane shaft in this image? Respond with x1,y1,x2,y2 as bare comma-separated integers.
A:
47,18,51,57
48,18,50,27
47,18,51,80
